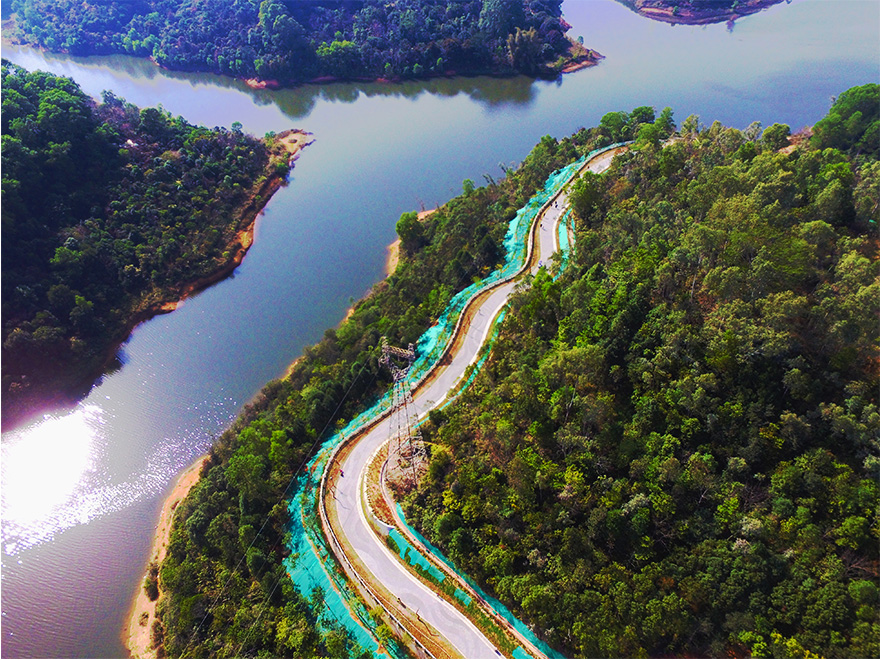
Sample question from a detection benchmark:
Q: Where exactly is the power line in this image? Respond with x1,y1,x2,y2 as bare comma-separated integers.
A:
179,355,375,658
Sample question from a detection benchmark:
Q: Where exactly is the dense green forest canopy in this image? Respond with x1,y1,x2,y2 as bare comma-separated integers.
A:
1,60,289,425
812,83,880,157
405,85,880,657
7,0,585,83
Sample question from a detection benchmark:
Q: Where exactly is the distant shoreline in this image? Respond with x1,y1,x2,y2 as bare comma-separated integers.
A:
2,14,601,92
191,46,602,90
616,0,787,25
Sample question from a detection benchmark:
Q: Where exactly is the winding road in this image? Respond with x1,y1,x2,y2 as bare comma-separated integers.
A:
319,145,626,657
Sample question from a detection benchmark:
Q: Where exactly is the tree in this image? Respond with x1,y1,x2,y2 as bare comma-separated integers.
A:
626,106,656,138
479,0,524,40
762,123,791,151
812,84,880,155
655,107,676,138
600,111,628,142
569,171,602,226
507,27,542,73
316,40,361,78
396,210,425,254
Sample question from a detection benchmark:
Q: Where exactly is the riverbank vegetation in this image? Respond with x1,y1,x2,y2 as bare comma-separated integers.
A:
1,60,295,426
6,0,596,85
150,112,624,658
405,84,880,657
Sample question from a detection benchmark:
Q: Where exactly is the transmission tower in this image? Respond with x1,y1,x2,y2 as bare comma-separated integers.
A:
379,337,428,488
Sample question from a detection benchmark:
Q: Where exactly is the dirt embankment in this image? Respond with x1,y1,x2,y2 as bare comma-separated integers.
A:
561,39,604,74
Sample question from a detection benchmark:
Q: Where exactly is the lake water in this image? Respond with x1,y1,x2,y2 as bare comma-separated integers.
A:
2,0,878,656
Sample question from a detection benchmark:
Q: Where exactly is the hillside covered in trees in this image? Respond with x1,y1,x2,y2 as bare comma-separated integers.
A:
5,0,594,84
138,87,875,658
150,113,618,659
405,84,880,657
1,61,294,426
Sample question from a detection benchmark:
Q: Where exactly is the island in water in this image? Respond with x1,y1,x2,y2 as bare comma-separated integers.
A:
3,0,601,87
615,0,789,25
0,60,310,429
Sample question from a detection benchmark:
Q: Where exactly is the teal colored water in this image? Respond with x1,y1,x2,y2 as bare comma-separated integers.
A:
1,1,877,656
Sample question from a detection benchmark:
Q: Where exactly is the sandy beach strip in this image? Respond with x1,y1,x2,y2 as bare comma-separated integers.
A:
123,456,207,659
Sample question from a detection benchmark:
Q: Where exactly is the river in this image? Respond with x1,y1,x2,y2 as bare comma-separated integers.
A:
1,0,877,656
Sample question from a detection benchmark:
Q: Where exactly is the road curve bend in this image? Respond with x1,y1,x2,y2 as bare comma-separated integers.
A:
320,145,627,658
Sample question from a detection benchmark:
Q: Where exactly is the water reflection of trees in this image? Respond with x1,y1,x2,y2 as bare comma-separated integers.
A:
271,74,538,120
611,0,786,25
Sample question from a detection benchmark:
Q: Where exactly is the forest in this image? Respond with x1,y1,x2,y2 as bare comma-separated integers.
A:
5,0,590,84
406,83,880,657
1,61,292,425
148,85,875,658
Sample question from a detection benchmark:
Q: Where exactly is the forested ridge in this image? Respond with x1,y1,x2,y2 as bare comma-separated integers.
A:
404,84,880,657
150,108,614,658
1,61,293,426
5,0,592,85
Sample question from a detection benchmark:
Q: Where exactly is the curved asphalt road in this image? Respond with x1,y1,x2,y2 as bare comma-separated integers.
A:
328,148,622,657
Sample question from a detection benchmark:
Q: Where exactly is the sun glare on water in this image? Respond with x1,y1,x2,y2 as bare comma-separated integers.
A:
1,405,103,554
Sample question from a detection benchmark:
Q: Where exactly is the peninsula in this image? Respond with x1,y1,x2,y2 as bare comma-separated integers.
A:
1,60,311,429
149,87,878,658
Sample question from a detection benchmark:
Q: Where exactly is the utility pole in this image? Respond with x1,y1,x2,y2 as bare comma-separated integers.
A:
379,337,428,489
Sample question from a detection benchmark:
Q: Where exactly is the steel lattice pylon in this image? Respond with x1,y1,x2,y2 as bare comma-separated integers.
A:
379,337,428,488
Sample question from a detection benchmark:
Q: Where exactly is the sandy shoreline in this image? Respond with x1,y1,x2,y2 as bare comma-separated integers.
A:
385,239,401,277
124,200,429,654
123,456,207,658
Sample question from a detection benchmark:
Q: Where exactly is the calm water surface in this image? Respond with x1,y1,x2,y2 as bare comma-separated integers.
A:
2,0,878,656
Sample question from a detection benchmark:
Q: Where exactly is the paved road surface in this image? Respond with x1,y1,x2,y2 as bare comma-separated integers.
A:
328,147,621,657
